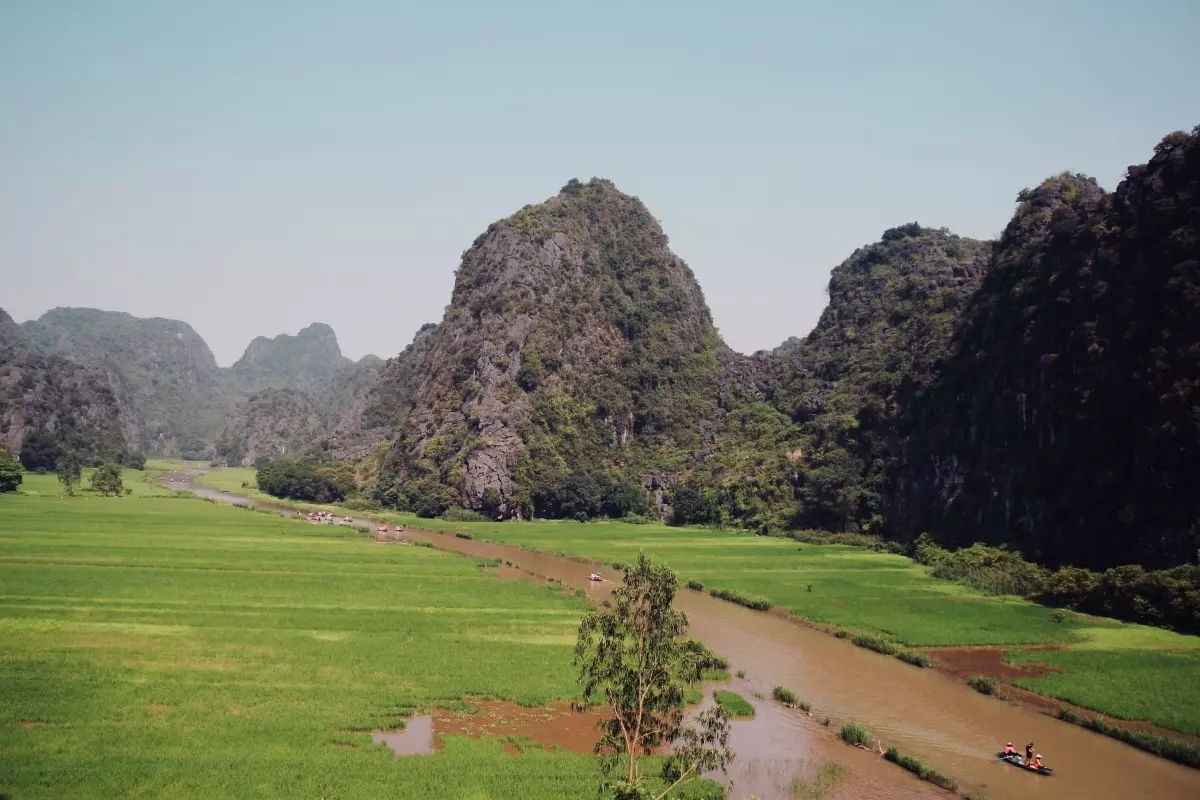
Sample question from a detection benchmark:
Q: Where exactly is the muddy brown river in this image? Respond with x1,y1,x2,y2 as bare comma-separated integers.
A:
178,476,1200,799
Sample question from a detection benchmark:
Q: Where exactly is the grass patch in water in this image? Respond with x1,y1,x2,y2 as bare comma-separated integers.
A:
883,747,958,792
713,690,754,718
1056,708,1200,769
838,723,870,746
898,650,932,667
967,675,998,695
686,579,705,591
851,632,899,655
789,761,846,799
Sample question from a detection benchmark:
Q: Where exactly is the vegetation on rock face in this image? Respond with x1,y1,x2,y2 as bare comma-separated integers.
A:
0,308,129,467
887,128,1200,570
383,179,725,520
213,388,325,468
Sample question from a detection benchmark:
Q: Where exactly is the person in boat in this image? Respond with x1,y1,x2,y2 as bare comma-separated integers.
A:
1025,742,1034,762
1030,753,1044,770
1003,742,1017,756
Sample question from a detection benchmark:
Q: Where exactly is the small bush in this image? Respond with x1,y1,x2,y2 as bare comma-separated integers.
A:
884,747,958,791
713,690,755,718
1056,707,1200,769
440,507,488,522
833,629,851,639
708,587,771,611
412,540,434,548
967,675,998,695
735,669,745,679
610,561,627,571
772,686,797,705
454,531,474,540
898,650,932,668
687,579,705,591
838,723,870,747
1048,609,1067,623
798,699,812,713
851,633,899,656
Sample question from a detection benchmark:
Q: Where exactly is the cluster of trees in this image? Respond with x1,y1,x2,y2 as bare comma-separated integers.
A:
256,458,354,503
914,537,1200,635
0,450,23,492
16,428,145,473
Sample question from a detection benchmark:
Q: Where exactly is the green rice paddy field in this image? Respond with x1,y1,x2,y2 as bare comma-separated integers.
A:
0,472,720,798
182,465,1200,739
195,466,1200,736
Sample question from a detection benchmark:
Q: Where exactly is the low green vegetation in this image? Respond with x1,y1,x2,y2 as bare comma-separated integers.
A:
0,478,724,798
199,468,1200,738
712,691,754,718
838,723,870,747
772,686,797,705
967,676,998,696
1055,708,1200,769
897,650,931,668
883,747,957,792
788,761,846,799
707,586,771,611
850,633,898,655
1007,648,1200,735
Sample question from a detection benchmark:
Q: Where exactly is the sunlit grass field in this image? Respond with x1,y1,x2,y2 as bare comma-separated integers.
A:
0,476,730,798
198,467,1200,737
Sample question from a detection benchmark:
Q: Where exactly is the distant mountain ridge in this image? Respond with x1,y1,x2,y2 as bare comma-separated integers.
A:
8,308,383,463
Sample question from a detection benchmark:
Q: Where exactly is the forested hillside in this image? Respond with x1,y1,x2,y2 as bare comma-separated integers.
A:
886,128,1200,569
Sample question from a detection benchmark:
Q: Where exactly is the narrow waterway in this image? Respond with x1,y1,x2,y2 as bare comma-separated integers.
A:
178,476,1200,800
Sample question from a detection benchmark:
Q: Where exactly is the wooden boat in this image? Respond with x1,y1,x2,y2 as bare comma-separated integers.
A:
997,752,1053,775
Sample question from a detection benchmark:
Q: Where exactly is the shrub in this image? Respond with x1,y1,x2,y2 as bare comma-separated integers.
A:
687,580,705,591
735,670,745,679
611,561,627,571
708,587,771,611
256,458,351,503
838,723,870,746
833,629,851,639
454,532,474,540
884,747,958,791
683,639,729,673
898,650,932,668
411,540,434,549
1056,708,1200,769
0,451,24,493
851,633,899,656
772,686,797,705
441,507,488,523
967,675,998,695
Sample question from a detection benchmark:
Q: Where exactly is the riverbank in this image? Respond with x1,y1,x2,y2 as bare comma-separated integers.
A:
193,465,1200,746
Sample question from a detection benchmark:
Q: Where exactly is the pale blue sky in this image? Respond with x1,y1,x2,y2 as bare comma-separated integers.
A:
2,0,1197,364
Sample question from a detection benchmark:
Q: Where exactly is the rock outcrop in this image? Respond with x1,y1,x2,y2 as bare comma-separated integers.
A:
886,128,1200,568
0,308,128,465
212,388,324,467
384,178,724,516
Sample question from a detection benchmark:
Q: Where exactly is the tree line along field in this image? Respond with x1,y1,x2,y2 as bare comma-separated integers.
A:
188,469,1200,740
0,471,720,799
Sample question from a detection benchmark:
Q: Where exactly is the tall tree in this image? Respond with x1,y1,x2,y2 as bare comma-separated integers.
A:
0,450,23,493
575,552,733,800
90,463,124,497
55,451,81,497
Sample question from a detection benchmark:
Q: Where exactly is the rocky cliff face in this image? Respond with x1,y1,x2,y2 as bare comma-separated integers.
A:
385,179,724,516
23,308,226,456
212,388,325,467
0,308,128,465
886,128,1200,568
328,324,437,460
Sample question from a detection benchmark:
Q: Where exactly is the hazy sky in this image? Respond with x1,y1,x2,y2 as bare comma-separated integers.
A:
2,1,1197,365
